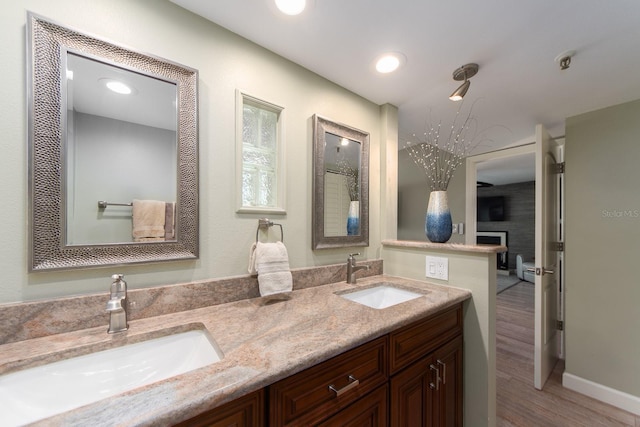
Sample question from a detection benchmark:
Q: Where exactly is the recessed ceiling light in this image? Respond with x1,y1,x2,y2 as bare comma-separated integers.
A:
375,53,406,74
100,78,133,95
275,0,306,15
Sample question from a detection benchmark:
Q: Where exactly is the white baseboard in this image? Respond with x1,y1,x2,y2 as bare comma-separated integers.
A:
563,372,640,415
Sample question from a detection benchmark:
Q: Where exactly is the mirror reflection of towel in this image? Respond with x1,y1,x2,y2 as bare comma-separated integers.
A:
132,200,166,241
249,242,292,296
164,202,175,240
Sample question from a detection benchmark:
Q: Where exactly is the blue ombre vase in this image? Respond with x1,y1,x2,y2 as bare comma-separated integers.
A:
347,201,360,236
425,190,452,243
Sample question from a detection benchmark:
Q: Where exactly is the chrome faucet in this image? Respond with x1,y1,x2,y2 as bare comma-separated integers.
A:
106,274,129,334
346,253,369,284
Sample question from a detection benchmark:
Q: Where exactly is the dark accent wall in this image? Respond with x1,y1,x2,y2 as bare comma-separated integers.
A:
477,181,535,271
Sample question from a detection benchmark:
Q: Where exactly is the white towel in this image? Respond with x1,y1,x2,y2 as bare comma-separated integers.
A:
132,200,166,241
248,242,258,275
251,241,292,296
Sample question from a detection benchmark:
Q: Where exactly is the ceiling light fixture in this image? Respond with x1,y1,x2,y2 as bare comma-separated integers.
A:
100,78,133,95
275,0,306,15
449,63,479,101
555,49,576,71
375,52,406,74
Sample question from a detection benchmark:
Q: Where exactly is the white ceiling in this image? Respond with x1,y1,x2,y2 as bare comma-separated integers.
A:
67,53,177,131
170,0,640,156
476,152,535,186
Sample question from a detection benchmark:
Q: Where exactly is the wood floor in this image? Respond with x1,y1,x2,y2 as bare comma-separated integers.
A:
496,282,640,426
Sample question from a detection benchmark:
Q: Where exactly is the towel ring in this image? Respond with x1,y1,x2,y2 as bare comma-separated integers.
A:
256,218,284,243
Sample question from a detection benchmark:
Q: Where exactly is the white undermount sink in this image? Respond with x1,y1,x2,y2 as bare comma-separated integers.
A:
339,284,425,309
0,328,223,426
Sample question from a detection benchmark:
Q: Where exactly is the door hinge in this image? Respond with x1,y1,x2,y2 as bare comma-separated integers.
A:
556,320,564,331
552,162,565,174
552,241,564,251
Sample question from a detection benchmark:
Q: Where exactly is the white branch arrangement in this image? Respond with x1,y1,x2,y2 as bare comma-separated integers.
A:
336,157,359,201
404,102,490,192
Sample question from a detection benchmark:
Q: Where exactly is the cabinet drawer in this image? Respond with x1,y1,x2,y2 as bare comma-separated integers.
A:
173,389,264,427
269,336,388,426
317,384,388,427
389,304,462,374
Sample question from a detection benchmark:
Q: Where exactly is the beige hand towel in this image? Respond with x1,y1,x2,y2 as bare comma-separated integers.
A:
254,241,292,296
132,200,166,241
164,202,175,240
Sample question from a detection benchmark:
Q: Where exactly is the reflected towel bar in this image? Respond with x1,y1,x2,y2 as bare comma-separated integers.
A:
256,218,284,243
98,201,133,209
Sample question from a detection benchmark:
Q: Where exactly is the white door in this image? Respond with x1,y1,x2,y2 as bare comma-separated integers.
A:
534,124,560,390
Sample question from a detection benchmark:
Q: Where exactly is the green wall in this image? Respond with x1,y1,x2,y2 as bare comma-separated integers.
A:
565,99,640,397
0,0,384,303
397,147,466,243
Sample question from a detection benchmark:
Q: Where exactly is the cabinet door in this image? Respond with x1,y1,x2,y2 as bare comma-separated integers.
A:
431,335,463,427
390,335,463,427
389,356,434,427
317,385,388,427
173,389,264,427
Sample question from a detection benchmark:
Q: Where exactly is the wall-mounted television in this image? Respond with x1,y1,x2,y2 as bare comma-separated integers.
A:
477,196,506,221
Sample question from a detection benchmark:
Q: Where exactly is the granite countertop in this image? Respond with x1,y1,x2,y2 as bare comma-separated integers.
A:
382,239,508,253
0,275,471,426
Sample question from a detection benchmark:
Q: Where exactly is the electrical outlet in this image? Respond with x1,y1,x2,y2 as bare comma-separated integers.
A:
425,256,448,281
452,224,458,234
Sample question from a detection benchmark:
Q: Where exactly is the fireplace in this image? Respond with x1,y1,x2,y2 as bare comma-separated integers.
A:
476,231,508,271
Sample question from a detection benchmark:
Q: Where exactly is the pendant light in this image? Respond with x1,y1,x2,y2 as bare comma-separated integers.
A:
449,63,479,101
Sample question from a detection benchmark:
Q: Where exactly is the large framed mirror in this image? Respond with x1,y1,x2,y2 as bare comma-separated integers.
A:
312,115,369,249
28,13,199,271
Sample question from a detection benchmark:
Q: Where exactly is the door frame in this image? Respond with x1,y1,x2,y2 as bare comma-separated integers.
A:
464,141,565,384
464,144,535,245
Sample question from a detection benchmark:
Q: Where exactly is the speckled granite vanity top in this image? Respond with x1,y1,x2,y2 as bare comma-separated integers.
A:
0,275,470,426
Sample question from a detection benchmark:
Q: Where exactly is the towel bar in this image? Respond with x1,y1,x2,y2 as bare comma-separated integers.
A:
256,218,284,243
98,201,133,209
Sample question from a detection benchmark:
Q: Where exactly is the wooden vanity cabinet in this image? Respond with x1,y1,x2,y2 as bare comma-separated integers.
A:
173,389,265,427
177,303,462,427
389,305,463,427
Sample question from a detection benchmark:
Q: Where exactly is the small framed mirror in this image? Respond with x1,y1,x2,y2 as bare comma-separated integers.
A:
28,13,199,271
312,115,369,249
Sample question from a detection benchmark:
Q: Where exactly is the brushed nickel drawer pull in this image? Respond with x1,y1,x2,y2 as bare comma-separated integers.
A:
437,360,446,385
430,364,441,391
328,375,360,396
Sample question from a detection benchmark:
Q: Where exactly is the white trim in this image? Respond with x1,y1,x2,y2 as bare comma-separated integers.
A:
563,372,640,415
